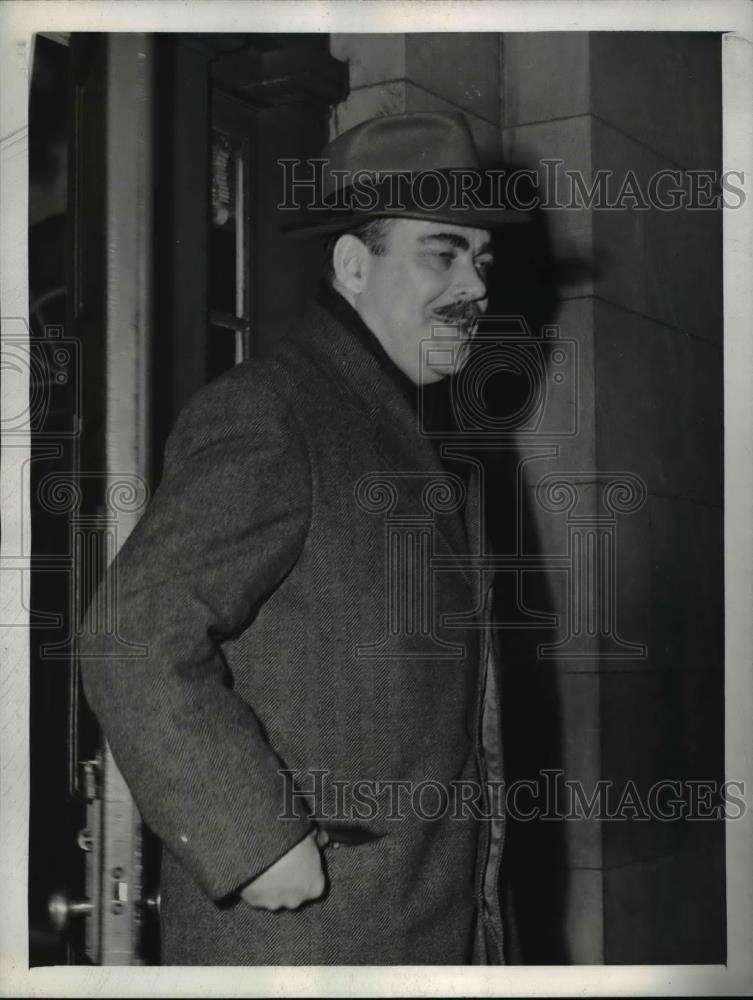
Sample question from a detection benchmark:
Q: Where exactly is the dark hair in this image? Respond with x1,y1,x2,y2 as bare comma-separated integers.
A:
322,217,395,285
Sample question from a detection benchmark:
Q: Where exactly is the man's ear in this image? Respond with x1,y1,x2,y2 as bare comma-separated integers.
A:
332,234,370,294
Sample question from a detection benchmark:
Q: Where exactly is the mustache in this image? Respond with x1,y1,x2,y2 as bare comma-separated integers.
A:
431,300,482,325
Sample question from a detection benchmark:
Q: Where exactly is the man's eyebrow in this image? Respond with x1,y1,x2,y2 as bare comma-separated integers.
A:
418,232,470,251
417,233,494,256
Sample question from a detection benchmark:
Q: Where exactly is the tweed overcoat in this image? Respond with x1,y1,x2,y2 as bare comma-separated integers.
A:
80,297,506,965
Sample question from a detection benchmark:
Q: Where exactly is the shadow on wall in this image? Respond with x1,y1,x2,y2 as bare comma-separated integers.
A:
490,175,583,965
425,163,598,964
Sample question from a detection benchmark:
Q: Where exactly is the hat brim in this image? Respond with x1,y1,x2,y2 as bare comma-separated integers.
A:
283,205,532,240
281,169,535,239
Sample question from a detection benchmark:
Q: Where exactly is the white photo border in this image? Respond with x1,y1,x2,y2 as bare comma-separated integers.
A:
2,1,751,996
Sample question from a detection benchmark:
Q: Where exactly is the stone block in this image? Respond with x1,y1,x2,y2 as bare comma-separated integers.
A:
603,838,725,962
591,118,722,345
591,31,722,171
599,670,688,868
502,32,591,128
329,34,406,90
648,494,724,678
405,33,501,125
641,188,723,349
593,299,723,509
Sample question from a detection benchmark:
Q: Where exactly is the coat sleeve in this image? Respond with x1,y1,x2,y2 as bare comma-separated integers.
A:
79,369,314,901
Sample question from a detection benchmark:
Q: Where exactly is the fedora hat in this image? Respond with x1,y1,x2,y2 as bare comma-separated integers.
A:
283,110,531,238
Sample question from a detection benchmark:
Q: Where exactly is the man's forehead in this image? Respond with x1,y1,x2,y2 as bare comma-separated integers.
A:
392,218,492,249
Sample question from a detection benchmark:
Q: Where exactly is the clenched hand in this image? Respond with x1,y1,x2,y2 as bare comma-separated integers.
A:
240,828,329,911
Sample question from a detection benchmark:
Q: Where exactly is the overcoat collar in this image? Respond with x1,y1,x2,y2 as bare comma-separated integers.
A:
285,294,483,586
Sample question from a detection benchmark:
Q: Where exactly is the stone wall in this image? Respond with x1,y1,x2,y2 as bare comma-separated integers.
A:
502,31,724,964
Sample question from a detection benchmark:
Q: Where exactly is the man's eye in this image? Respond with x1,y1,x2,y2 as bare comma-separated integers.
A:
475,258,494,275
432,251,455,266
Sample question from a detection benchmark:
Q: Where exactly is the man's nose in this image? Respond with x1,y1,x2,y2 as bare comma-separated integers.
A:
453,256,487,301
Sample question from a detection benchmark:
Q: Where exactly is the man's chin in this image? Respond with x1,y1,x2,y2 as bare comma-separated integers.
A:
423,365,453,383
426,345,471,381
421,321,474,381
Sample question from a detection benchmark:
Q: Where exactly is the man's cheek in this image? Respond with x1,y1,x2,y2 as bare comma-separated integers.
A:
421,272,453,304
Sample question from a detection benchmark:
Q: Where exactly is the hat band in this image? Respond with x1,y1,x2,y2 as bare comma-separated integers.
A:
281,167,535,237
317,168,515,216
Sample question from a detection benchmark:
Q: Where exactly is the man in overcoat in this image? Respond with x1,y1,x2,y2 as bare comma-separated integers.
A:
80,111,522,965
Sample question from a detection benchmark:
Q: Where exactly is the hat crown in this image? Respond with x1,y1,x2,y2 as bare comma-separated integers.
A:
323,111,481,195
284,109,530,238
